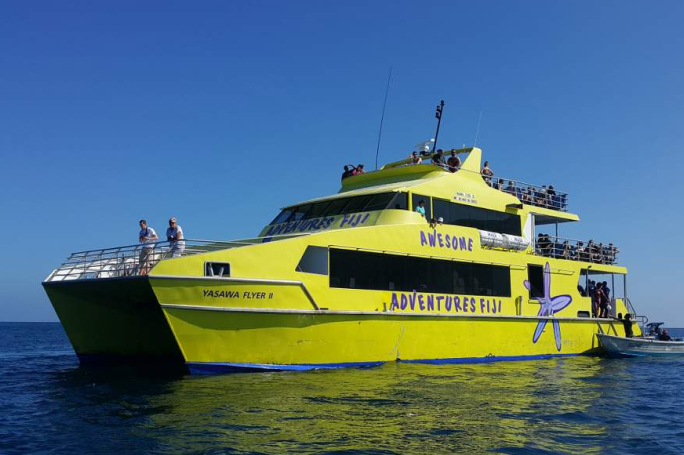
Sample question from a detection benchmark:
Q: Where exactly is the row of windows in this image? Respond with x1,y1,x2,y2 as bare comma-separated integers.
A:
413,194,522,236
272,190,520,237
329,249,511,297
271,192,406,224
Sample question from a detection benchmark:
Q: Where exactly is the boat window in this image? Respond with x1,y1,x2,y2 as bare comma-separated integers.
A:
289,204,313,222
295,246,328,275
270,192,408,225
577,311,590,318
389,192,408,210
271,208,293,225
412,194,432,219
527,265,544,299
341,195,373,214
205,262,231,277
364,192,396,211
305,201,332,219
442,202,522,236
330,249,511,297
321,198,350,217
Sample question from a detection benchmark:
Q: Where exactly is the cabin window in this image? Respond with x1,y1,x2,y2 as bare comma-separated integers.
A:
270,192,405,225
205,262,231,277
295,246,328,275
429,197,521,236
389,192,408,210
527,265,544,299
412,194,432,219
329,249,511,297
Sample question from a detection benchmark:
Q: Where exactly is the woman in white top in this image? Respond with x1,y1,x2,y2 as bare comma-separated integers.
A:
166,217,185,258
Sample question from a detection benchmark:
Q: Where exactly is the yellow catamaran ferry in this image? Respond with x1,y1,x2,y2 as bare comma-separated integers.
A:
43,147,642,373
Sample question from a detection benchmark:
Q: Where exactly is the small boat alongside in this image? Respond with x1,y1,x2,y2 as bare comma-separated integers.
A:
597,333,684,357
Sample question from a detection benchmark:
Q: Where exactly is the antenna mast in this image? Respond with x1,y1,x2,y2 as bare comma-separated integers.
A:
431,100,445,153
374,66,393,170
473,110,483,146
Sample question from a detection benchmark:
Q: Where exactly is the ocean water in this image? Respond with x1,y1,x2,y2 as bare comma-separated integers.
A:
1,323,684,455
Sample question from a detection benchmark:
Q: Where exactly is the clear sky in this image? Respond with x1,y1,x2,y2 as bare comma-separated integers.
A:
1,1,683,323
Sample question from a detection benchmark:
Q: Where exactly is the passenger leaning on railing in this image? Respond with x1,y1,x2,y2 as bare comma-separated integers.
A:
166,217,185,258
481,161,494,185
447,150,461,172
138,220,158,275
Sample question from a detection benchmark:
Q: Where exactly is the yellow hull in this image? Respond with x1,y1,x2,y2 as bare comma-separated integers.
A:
161,306,624,373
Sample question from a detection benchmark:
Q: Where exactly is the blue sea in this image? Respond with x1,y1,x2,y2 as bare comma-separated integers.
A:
1,323,684,455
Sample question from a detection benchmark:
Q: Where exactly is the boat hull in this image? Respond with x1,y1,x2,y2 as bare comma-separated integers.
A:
161,305,618,373
597,333,684,357
43,277,184,366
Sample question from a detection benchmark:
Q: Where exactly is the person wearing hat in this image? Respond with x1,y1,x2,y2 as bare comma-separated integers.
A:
658,329,673,341
166,217,185,258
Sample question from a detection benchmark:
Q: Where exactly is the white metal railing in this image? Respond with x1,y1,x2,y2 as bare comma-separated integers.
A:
45,233,309,282
534,235,619,264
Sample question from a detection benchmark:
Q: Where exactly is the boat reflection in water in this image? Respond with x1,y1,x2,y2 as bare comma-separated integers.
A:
97,358,645,454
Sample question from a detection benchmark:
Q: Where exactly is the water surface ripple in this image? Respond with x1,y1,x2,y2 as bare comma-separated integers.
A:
1,323,683,454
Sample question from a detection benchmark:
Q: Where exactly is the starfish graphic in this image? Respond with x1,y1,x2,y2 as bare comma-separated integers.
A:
524,262,572,351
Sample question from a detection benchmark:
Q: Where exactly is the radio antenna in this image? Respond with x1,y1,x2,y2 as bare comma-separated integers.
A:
473,110,483,146
374,66,393,170
431,100,445,153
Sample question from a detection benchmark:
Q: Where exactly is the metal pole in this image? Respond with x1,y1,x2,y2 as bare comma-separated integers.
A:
432,100,445,153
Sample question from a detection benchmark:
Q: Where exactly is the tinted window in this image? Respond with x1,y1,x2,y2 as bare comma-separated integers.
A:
443,202,521,236
330,249,511,297
272,192,405,225
296,246,328,275
432,198,451,221
390,192,409,210
528,265,544,299
364,193,396,211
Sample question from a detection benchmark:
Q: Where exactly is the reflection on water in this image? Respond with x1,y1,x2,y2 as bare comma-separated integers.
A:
2,323,684,455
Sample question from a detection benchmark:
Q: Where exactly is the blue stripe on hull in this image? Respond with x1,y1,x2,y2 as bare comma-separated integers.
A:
187,361,386,374
400,353,579,365
187,353,582,374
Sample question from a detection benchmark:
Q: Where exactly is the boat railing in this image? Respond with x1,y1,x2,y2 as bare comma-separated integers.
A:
490,177,569,212
534,235,619,264
45,233,309,282
379,155,570,212
624,297,648,325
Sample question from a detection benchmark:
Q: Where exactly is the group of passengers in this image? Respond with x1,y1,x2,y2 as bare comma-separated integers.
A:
341,164,365,180
409,149,461,173
483,162,564,211
137,217,185,275
577,280,613,318
536,234,618,264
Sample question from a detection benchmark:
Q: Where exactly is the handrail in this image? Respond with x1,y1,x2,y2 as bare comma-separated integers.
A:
45,233,310,282
380,154,570,212
534,234,619,265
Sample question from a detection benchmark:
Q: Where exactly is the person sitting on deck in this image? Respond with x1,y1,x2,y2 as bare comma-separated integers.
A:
431,149,445,167
415,200,427,218
622,314,634,338
138,219,158,275
410,151,422,165
659,329,673,341
504,181,516,195
522,188,532,204
351,164,365,176
481,161,493,185
447,151,461,172
547,185,557,208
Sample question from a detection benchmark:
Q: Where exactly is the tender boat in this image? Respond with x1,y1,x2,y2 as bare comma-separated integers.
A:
43,145,645,374
597,333,684,357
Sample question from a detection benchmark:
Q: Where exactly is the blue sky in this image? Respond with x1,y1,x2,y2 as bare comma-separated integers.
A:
1,1,683,323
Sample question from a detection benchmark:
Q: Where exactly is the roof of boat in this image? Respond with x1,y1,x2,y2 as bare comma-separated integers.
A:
288,147,579,223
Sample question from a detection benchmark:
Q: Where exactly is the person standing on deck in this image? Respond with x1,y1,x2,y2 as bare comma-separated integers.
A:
138,220,158,275
481,161,493,185
447,151,461,172
622,314,634,338
166,217,185,258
